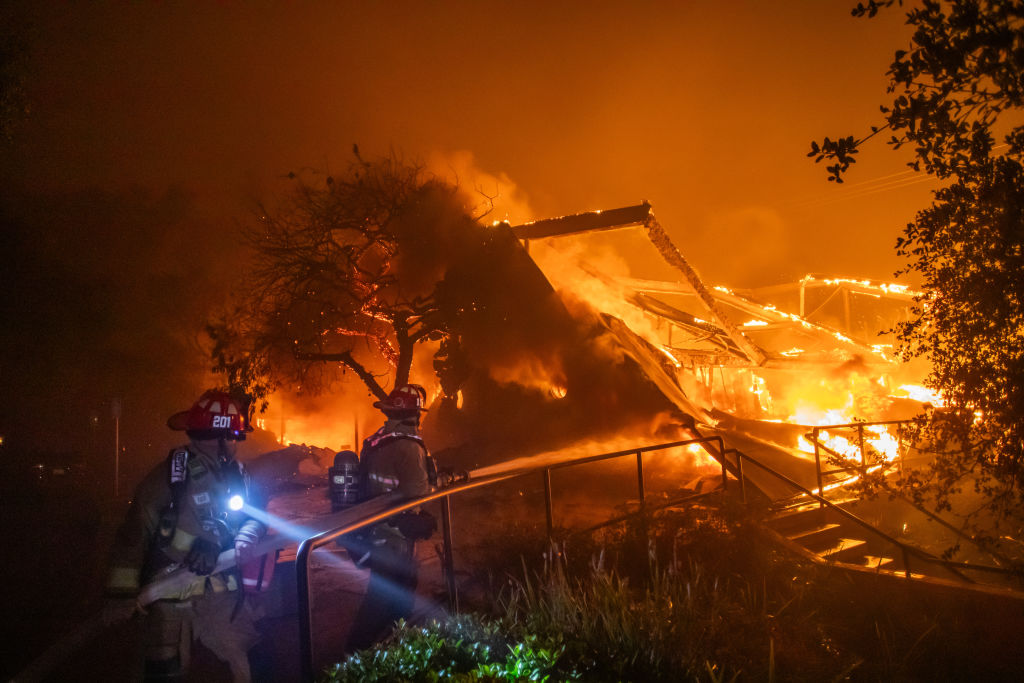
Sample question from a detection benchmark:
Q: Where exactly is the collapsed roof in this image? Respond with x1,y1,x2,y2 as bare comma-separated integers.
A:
510,203,924,498
512,202,917,373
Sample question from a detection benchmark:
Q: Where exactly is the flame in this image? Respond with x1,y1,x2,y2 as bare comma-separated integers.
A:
796,423,901,465
257,391,370,455
686,442,719,467
488,355,567,395
818,276,922,298
895,384,946,407
470,430,720,478
529,238,666,350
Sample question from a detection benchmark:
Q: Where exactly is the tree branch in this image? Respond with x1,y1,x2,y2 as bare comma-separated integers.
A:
293,349,388,400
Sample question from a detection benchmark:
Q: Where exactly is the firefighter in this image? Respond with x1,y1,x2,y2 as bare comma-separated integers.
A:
345,383,436,652
103,390,267,682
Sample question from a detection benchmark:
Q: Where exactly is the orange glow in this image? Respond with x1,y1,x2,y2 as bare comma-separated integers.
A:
817,276,920,298
470,426,721,479
895,384,945,407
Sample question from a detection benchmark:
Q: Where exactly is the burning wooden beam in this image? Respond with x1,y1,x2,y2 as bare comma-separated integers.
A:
640,212,769,366
510,203,653,240
512,203,770,367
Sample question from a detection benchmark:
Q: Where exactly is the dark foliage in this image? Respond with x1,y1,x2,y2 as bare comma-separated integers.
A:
810,0,1024,533
209,153,484,407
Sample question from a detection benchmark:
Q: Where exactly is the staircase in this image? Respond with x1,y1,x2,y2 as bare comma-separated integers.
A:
761,496,1004,587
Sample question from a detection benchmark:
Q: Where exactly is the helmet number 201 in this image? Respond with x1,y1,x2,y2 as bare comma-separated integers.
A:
212,415,231,428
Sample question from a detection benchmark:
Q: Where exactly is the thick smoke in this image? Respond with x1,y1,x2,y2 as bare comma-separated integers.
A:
244,157,683,468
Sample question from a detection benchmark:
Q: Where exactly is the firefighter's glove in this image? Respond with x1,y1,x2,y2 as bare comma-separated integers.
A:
393,510,437,540
102,596,143,625
185,536,221,576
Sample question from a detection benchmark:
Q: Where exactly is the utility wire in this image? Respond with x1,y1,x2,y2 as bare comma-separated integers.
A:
788,143,1010,209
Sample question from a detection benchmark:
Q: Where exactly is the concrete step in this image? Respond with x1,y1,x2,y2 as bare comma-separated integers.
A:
785,523,841,542
858,554,894,569
814,537,868,559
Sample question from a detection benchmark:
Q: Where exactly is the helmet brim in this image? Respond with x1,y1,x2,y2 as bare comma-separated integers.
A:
167,410,190,431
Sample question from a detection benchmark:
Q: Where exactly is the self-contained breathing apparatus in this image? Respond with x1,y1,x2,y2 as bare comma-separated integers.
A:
328,446,469,512
329,433,469,566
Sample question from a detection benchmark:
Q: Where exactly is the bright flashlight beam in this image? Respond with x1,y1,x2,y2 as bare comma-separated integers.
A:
240,503,319,541
238,503,354,571
237,503,361,569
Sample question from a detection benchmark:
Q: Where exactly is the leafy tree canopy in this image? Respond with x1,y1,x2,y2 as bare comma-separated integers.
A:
811,0,1024,534
209,152,488,409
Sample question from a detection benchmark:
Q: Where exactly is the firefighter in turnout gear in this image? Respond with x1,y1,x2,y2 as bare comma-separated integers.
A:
345,383,436,652
103,390,268,682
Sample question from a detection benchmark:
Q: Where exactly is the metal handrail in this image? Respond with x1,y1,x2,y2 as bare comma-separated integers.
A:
294,436,727,682
733,448,1017,580
805,421,1015,568
808,419,919,506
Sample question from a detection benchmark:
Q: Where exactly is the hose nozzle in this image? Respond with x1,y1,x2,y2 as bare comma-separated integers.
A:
435,468,470,488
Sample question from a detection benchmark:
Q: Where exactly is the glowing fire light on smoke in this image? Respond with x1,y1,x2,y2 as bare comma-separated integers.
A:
895,384,945,407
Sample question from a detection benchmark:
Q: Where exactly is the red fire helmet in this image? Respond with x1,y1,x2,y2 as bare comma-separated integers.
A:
373,383,429,413
167,390,252,440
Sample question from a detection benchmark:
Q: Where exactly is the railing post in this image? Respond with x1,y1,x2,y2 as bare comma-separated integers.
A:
297,537,317,683
543,468,554,544
719,439,728,493
441,496,458,613
636,449,650,565
897,424,904,477
858,423,866,467
813,429,824,508
736,451,747,504
635,450,646,509
902,546,911,579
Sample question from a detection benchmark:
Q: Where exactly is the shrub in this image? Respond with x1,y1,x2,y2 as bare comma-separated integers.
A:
320,614,581,682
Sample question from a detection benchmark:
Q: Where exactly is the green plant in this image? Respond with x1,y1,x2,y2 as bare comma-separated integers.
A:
320,615,580,682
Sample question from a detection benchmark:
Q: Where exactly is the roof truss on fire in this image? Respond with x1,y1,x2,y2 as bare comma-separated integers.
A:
512,204,896,370
739,276,921,304
617,275,892,367
511,205,769,367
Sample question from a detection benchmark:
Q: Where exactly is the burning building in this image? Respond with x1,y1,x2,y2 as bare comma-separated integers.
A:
249,198,932,505
481,201,933,499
